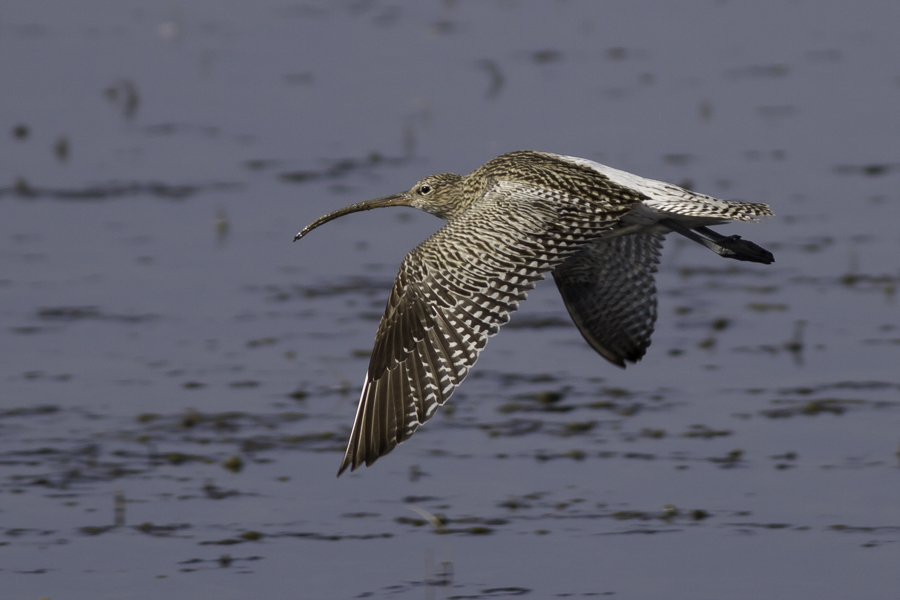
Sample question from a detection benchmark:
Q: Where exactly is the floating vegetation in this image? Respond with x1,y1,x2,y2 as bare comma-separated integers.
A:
683,425,732,439
279,152,409,184
222,455,244,473
249,277,394,302
0,180,241,201
834,163,899,177
709,449,744,467
35,306,158,323
745,302,788,312
759,397,891,418
0,4,898,597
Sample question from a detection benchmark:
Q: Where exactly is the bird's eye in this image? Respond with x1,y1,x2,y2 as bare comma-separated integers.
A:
418,184,432,195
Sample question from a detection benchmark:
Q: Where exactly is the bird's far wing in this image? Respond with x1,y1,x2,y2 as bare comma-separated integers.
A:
339,180,617,474
552,232,664,367
552,153,773,222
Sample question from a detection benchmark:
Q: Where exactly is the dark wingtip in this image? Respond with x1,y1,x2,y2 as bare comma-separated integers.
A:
337,455,354,477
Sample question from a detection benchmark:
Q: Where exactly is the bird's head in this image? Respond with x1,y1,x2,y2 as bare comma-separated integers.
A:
293,172,464,241
404,172,465,219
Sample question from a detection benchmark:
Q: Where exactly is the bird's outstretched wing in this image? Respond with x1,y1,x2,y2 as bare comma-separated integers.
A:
552,232,664,367
339,180,623,474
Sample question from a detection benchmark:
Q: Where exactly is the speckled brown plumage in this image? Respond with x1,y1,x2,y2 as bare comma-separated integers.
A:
293,150,774,475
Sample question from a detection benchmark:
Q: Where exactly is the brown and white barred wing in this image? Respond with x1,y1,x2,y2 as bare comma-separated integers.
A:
338,180,620,474
550,153,773,222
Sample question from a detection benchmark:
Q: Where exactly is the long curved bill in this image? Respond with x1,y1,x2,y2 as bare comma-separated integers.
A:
293,192,411,241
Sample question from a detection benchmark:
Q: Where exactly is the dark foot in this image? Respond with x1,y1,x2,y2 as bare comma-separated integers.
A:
694,227,774,264
660,219,775,265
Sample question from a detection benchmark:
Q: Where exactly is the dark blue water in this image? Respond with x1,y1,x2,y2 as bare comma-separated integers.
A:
2,1,899,598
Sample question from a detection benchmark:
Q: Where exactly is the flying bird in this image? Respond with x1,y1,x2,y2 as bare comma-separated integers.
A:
294,151,774,475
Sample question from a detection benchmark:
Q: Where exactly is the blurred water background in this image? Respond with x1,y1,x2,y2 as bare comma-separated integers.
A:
1,1,899,598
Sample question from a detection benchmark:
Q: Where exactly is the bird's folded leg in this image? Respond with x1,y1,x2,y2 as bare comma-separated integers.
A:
659,219,774,264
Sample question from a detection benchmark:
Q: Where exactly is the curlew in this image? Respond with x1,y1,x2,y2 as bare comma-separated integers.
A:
294,151,774,475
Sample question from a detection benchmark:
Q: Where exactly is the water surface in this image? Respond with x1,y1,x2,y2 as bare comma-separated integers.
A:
2,1,899,598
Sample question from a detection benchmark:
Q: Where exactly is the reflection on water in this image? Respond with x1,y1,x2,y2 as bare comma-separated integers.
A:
2,1,899,598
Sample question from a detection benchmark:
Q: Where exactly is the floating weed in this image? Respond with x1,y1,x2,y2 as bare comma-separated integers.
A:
288,389,308,400
622,452,655,460
496,391,573,413
829,524,900,534
561,421,596,435
222,456,244,473
683,425,732,439
481,419,542,438
761,398,868,418
228,380,260,389
396,516,429,527
746,302,788,312
491,371,559,386
134,522,191,537
770,451,798,470
711,317,731,331
465,526,493,535
709,449,744,467
0,405,60,419
586,400,619,410
36,306,157,323
80,525,117,536
535,449,588,462
640,428,667,439
278,152,409,184
697,337,716,349
202,482,240,500
833,163,899,177
200,538,246,546
600,387,633,398
248,277,394,303
179,554,263,574
616,404,641,416
0,180,239,201
162,452,210,466
794,270,900,293
726,522,794,531
498,498,532,511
